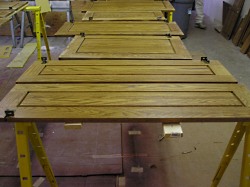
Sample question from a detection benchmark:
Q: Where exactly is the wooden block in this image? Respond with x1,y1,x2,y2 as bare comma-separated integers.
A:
163,123,183,138
64,123,83,130
0,45,12,58
35,0,51,13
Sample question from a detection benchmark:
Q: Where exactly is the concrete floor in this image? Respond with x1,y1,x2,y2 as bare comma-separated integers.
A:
0,12,249,187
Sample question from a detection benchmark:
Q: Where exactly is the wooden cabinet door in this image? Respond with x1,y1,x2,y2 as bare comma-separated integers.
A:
1,83,250,122
59,35,192,60
17,60,236,84
82,1,174,12
55,21,183,36
82,11,165,21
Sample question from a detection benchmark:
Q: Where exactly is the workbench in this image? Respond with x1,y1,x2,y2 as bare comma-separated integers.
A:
1,59,250,186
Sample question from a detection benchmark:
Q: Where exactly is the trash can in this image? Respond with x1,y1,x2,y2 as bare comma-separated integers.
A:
171,0,194,38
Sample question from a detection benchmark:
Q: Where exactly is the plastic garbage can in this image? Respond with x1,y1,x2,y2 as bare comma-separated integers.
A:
171,0,194,38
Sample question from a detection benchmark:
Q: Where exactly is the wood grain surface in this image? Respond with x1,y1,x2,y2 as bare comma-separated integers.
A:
0,1,28,10
1,83,250,122
0,18,10,26
55,21,183,36
82,1,175,12
59,35,192,60
16,60,236,83
82,11,165,21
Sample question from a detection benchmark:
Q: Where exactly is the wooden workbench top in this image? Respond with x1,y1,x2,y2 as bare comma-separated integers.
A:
55,21,183,36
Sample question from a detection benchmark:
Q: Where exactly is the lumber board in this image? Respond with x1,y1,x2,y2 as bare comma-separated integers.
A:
221,0,245,39
232,9,250,46
240,32,250,53
55,21,183,36
81,1,175,12
16,59,236,84
59,35,192,60
7,43,36,68
82,11,165,21
223,1,232,25
1,83,250,122
239,21,250,46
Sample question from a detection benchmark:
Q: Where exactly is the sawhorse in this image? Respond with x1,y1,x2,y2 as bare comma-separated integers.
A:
22,6,51,60
15,122,58,187
212,122,250,186
10,11,33,48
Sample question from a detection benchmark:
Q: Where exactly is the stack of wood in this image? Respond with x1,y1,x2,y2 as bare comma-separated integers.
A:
221,0,250,58
221,0,245,40
232,9,250,57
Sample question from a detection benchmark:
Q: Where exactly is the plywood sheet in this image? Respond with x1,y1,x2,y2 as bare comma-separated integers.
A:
59,35,192,60
55,21,183,36
16,60,236,84
82,11,165,21
82,1,175,12
1,83,250,122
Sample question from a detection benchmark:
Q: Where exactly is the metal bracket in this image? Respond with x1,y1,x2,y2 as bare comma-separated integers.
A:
4,110,15,121
41,57,47,64
201,57,210,63
80,32,85,37
166,33,172,37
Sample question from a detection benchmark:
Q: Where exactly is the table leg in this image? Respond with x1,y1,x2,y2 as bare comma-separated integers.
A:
15,123,33,187
20,11,25,48
10,16,16,48
211,122,246,187
240,124,250,186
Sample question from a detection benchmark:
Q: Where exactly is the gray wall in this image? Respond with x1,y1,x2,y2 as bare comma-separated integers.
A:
203,0,249,25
